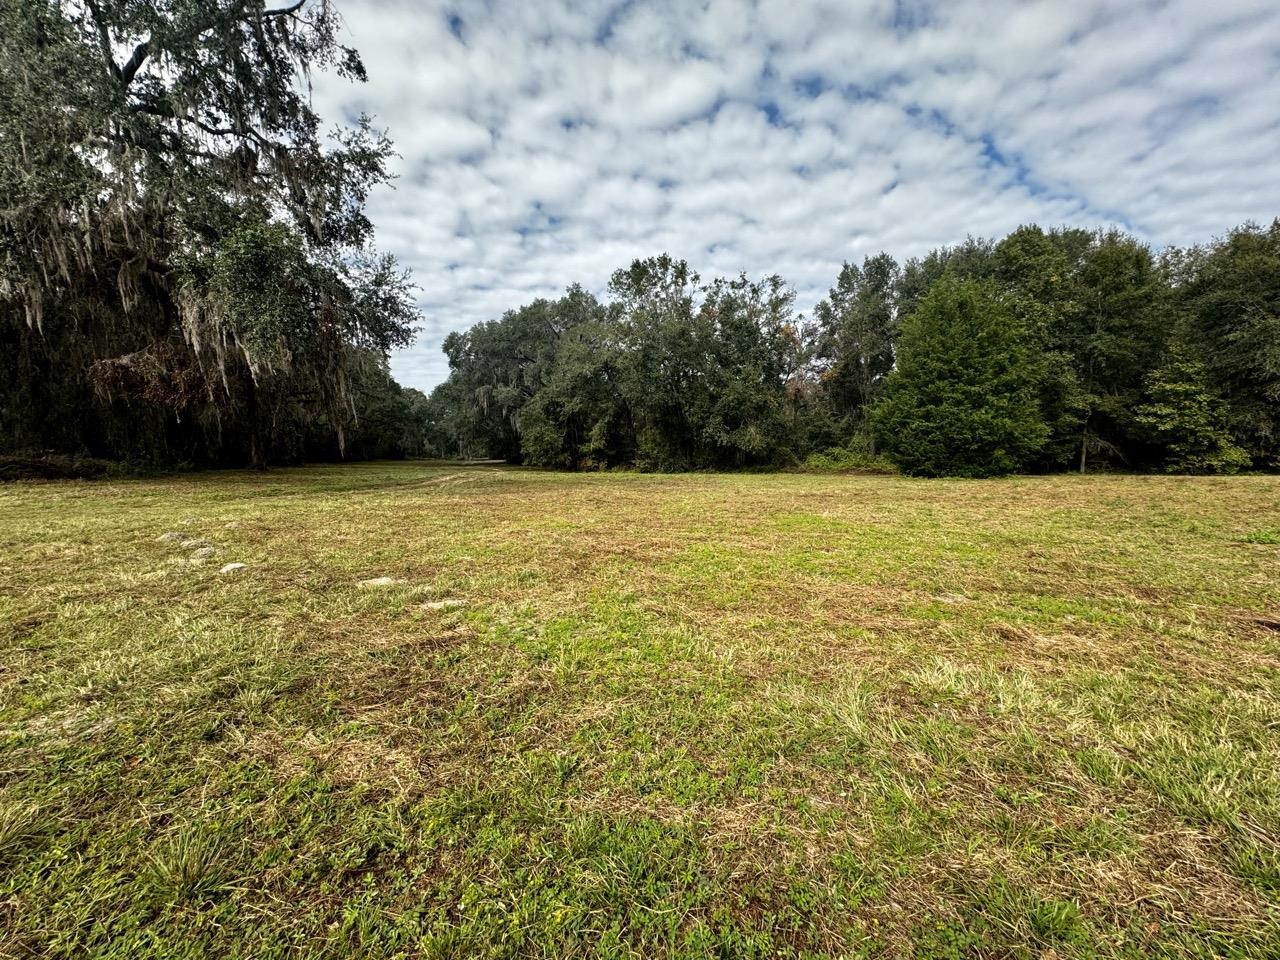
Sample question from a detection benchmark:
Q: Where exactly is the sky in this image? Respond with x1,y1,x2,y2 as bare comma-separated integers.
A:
311,0,1280,391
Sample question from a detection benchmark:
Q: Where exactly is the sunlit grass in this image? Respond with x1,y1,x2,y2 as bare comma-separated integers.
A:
1,462,1278,957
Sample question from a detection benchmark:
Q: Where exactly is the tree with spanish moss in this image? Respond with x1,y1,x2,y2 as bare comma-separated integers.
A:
0,0,418,466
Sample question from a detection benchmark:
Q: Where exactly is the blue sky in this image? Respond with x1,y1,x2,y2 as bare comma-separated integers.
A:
312,0,1280,391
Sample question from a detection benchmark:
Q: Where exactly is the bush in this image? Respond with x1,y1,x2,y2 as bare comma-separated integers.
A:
0,454,111,481
801,443,897,474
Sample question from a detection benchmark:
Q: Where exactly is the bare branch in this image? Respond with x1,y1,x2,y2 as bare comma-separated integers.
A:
119,39,150,86
261,0,307,17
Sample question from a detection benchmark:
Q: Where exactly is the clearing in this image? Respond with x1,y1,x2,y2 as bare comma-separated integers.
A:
1,462,1278,958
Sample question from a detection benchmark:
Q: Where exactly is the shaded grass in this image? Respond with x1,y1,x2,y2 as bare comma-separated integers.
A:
1,463,1278,957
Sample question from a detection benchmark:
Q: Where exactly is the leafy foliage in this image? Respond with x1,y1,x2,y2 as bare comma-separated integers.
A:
1134,352,1249,474
3,3,1275,476
1181,220,1280,466
0,0,423,467
429,260,801,471
801,443,897,475
428,219,1279,477
813,253,899,434
872,277,1048,477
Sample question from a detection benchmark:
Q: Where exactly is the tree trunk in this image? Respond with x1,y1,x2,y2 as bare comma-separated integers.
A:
247,377,267,469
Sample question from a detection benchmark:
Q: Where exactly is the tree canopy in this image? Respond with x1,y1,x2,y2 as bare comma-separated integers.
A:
425,220,1279,477
4,3,1276,478
1,0,422,467
872,276,1047,478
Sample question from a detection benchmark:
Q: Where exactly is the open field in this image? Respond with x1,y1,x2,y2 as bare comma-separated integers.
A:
1,463,1279,958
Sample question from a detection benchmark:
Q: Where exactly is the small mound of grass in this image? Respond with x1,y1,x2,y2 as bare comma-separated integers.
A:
1242,528,1280,544
144,829,232,906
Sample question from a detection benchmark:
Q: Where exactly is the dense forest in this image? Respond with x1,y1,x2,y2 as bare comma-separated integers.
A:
424,221,1280,476
1,0,428,470
4,4,1277,477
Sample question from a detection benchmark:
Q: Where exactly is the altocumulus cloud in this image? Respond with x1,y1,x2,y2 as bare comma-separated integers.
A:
310,0,1280,390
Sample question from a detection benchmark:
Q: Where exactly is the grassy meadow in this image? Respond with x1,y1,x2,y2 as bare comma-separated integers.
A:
1,462,1278,958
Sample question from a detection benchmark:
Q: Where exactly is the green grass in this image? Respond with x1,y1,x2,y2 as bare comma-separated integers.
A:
2,462,1279,958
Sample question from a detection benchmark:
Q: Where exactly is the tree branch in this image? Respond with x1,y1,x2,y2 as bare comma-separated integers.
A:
83,0,122,80
129,101,268,146
261,0,307,16
119,39,150,86
117,1,309,88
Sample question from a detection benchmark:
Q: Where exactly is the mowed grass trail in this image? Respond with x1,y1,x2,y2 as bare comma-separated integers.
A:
1,463,1279,959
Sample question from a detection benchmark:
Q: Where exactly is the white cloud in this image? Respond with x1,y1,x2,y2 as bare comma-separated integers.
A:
311,0,1280,390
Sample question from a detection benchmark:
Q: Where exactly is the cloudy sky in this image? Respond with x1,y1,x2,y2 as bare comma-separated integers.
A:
312,0,1280,391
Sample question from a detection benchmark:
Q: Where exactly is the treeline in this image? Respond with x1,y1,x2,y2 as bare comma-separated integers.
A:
424,221,1280,476
1,0,426,470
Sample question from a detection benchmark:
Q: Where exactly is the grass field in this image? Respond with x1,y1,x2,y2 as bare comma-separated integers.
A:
2,462,1278,959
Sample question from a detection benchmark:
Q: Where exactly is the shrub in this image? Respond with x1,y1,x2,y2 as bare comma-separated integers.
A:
801,444,897,474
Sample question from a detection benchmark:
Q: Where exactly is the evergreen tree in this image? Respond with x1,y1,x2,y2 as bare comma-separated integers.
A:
873,276,1047,477
0,0,419,467
992,225,1090,470
437,286,604,463
519,305,630,469
1066,231,1169,471
897,237,995,318
609,255,704,470
423,220,1278,478
694,274,797,467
